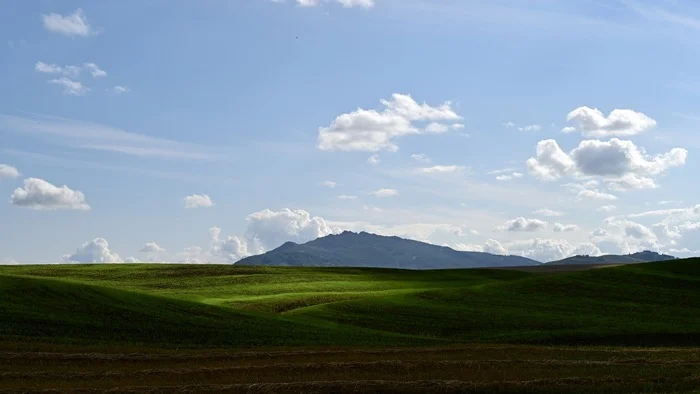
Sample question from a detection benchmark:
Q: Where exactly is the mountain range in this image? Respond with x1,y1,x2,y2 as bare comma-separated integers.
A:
239,231,539,269
238,231,680,269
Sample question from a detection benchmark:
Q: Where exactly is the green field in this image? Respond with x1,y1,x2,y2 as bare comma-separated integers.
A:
2,259,700,392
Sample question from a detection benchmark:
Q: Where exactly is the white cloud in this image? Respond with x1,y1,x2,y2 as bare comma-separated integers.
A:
83,63,106,78
1,258,20,265
500,217,548,232
184,194,214,208
36,61,106,80
417,165,466,174
533,208,564,217
561,126,577,133
210,227,251,263
495,172,523,181
42,9,93,37
566,106,657,138
0,164,20,179
410,153,431,163
518,124,541,132
292,0,374,8
10,178,90,210
318,93,461,152
177,246,209,264
124,257,139,263
367,154,381,165
49,77,89,96
578,189,618,201
63,238,122,263
139,242,166,254
370,188,399,197
553,223,579,232
527,138,687,190
111,85,130,94
338,194,358,200
322,180,337,188
598,205,617,212
507,238,601,263
590,219,662,255
244,208,337,252
503,121,516,128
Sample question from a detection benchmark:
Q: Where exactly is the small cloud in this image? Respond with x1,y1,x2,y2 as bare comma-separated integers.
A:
83,63,106,78
11,178,90,210
561,126,577,133
0,164,20,179
337,194,358,200
42,8,93,37
410,153,431,163
518,124,542,132
425,123,449,133
503,121,516,128
110,85,130,94
499,217,547,232
184,194,214,208
417,165,465,174
367,154,380,165
533,208,564,217
36,61,107,79
321,180,337,188
597,205,617,212
553,223,579,232
49,77,89,96
496,172,523,181
370,188,399,198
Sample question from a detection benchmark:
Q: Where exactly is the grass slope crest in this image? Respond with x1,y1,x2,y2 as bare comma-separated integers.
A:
238,231,540,269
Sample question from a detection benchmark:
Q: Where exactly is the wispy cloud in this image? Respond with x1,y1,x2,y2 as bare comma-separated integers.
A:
49,77,89,96
0,114,225,161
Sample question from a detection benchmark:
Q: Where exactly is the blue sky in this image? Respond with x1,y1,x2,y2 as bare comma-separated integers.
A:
2,0,700,264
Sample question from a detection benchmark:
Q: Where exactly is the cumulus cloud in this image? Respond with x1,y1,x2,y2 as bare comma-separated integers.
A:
370,188,399,197
590,218,662,255
566,106,657,138
0,164,20,179
184,194,214,208
318,93,461,152
367,154,381,165
454,239,507,255
244,208,337,251
139,242,166,254
337,194,358,200
553,223,579,232
527,138,686,190
598,205,617,212
533,208,564,217
210,227,251,263
500,217,548,232
11,178,90,210
507,238,601,263
63,238,122,263
322,180,337,188
42,9,93,37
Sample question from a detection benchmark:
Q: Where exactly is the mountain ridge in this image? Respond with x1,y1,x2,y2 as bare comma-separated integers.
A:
238,231,540,269
545,250,677,265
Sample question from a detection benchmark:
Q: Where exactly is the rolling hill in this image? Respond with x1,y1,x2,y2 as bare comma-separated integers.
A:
546,250,677,265
237,231,540,269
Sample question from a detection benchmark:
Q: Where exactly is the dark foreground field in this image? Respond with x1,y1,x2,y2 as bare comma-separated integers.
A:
1,259,700,392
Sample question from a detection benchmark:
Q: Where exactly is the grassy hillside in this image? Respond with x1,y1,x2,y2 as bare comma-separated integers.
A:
2,259,700,348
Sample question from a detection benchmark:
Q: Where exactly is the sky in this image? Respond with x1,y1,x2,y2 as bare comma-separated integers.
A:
2,0,700,264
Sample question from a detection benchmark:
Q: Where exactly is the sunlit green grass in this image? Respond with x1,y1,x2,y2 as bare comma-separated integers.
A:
2,259,700,348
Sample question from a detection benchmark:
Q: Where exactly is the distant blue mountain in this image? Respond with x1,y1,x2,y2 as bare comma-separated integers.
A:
546,250,677,265
237,231,540,269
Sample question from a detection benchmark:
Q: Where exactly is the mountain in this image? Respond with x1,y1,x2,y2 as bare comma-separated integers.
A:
237,231,540,269
546,250,677,265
